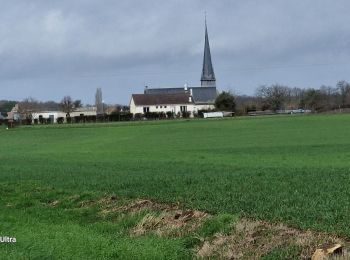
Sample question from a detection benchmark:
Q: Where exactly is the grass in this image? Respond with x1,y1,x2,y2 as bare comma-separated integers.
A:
1,114,350,258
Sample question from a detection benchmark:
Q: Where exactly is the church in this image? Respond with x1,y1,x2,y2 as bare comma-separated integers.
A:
129,21,218,116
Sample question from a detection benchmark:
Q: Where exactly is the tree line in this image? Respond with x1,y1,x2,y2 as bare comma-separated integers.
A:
233,81,350,115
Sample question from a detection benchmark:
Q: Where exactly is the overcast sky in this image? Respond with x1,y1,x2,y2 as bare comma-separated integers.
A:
1,0,350,104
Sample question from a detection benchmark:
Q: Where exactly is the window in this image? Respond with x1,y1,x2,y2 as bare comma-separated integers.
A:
160,106,163,108
164,106,167,108
143,107,150,113
156,106,158,109
180,106,187,112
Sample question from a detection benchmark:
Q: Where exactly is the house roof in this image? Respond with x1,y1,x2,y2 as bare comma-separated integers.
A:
132,93,192,106
144,87,217,104
144,88,185,95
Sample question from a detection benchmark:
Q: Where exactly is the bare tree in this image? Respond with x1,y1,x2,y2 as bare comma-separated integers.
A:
60,96,74,117
336,81,350,108
17,97,40,124
256,84,289,111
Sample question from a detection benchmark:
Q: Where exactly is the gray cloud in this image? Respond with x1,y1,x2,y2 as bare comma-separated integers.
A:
1,0,350,103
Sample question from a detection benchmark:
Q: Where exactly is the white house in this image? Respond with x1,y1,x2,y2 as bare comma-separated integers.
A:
130,92,196,115
129,86,218,116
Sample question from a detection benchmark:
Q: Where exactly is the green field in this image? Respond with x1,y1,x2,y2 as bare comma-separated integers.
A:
1,114,350,259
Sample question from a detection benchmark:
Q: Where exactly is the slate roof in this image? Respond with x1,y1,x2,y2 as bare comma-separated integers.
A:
132,93,192,106
144,88,185,95
144,87,217,104
191,87,217,104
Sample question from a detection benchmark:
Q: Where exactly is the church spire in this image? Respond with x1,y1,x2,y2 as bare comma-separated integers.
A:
201,17,216,87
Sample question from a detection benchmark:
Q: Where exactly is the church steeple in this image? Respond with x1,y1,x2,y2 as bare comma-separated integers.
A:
201,17,216,88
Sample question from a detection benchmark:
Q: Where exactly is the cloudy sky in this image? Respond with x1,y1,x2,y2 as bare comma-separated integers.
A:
1,0,350,104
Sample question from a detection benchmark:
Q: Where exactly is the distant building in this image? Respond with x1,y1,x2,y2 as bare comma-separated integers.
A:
7,105,97,124
130,92,194,115
129,20,218,116
32,107,97,123
6,104,20,121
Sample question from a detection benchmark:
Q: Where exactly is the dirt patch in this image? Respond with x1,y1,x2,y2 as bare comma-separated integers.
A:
117,199,178,213
131,209,208,237
95,196,208,237
98,197,179,216
196,218,345,259
80,194,348,259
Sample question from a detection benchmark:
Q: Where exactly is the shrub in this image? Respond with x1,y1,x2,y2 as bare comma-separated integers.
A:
108,113,119,122
74,116,81,123
166,111,174,119
215,91,236,112
79,114,85,123
57,117,64,124
120,113,133,121
23,118,32,125
85,115,96,123
144,112,160,120
159,112,166,119
97,114,107,122
134,113,143,120
181,111,191,118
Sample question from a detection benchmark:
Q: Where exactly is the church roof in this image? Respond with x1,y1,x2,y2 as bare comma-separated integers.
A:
144,87,217,104
132,93,192,106
201,22,216,84
191,87,217,104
